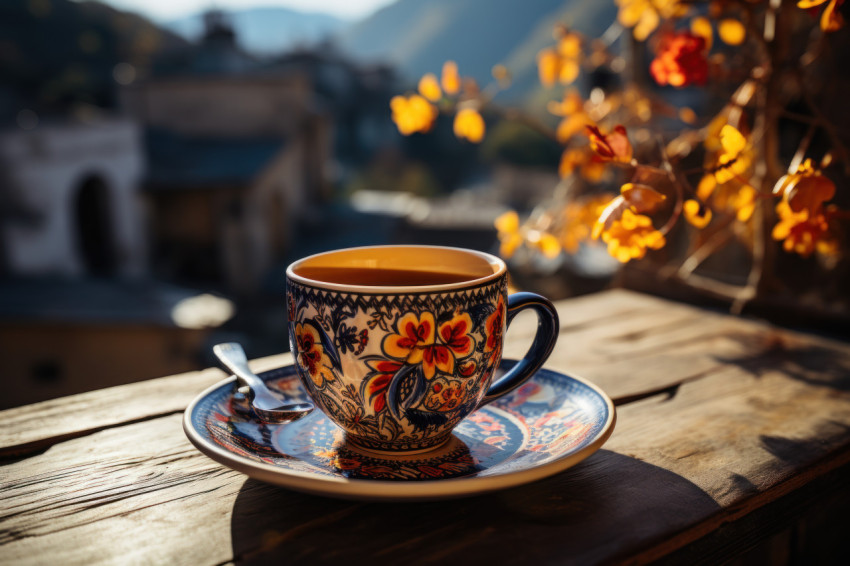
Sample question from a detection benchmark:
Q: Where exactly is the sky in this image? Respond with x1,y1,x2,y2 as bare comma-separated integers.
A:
89,0,397,21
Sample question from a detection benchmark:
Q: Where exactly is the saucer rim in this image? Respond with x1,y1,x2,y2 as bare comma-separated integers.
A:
183,361,617,501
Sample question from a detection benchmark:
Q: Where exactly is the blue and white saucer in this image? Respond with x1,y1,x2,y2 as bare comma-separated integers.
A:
183,359,616,500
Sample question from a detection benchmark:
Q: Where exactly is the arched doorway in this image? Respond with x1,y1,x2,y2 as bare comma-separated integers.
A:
74,175,117,277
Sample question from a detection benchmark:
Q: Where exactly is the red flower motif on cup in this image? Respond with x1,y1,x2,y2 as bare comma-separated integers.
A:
424,378,466,412
294,323,336,387
363,358,403,413
484,296,506,363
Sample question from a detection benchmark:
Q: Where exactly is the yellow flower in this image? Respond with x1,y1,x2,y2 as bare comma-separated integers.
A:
441,61,460,94
596,208,666,263
592,183,666,244
418,73,442,102
713,125,750,184
537,48,561,87
684,199,712,228
690,17,747,48
526,230,562,258
453,108,485,143
773,158,836,214
495,210,523,258
718,19,746,45
798,0,845,32
616,0,687,41
697,124,756,221
390,94,438,135
494,210,561,258
697,175,756,222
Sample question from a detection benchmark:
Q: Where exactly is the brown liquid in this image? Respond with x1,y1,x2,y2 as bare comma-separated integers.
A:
294,266,480,286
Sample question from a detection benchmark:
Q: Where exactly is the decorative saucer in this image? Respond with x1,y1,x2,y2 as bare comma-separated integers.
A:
183,359,616,501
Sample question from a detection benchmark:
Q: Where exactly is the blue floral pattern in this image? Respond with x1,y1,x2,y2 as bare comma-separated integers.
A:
287,278,508,452
188,361,611,482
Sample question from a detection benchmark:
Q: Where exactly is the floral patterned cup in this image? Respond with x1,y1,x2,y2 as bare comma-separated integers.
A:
286,245,559,454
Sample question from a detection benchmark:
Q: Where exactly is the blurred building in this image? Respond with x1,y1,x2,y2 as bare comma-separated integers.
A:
121,10,335,296
0,118,234,409
0,119,145,277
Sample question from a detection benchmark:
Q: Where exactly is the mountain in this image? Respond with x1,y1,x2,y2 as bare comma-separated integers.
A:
0,0,188,123
163,7,348,55
335,0,618,101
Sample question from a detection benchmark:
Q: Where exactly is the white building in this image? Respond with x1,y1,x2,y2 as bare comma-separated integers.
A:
0,118,146,278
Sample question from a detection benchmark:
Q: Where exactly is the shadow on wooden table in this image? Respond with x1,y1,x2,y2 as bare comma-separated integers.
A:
714,331,850,392
228,450,721,565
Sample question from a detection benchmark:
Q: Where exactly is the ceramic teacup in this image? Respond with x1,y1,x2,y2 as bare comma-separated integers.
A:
286,245,559,453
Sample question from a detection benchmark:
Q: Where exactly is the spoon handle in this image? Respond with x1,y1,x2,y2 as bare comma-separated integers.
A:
212,342,264,392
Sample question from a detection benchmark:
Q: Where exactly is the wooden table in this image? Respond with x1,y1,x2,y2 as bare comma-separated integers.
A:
2,290,850,565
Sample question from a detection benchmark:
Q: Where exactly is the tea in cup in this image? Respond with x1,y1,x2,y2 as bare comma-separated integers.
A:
286,245,558,453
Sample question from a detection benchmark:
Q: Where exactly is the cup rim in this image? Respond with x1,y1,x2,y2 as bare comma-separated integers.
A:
286,245,507,294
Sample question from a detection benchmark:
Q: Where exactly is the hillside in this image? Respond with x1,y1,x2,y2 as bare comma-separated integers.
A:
0,0,188,124
336,0,618,100
164,7,347,55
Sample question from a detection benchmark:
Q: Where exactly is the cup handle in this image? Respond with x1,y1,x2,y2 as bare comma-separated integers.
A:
479,292,560,406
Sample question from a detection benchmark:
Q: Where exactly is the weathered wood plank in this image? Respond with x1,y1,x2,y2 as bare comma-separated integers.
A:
2,321,849,565
0,354,292,458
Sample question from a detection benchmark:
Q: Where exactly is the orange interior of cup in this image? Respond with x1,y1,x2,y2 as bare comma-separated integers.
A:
289,246,502,288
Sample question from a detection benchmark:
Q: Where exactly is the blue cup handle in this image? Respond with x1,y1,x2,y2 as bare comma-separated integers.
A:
479,292,560,406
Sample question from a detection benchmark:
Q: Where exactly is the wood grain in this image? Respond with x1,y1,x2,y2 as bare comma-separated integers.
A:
0,354,292,458
2,290,850,565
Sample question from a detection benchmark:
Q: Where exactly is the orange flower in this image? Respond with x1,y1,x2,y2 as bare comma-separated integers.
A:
798,0,845,32
294,323,336,387
616,0,688,41
549,90,590,143
586,124,633,163
560,195,613,253
773,158,836,214
558,148,605,182
595,208,666,263
418,73,442,102
441,61,460,95
650,31,709,88
772,201,837,257
536,32,582,87
390,95,438,135
454,108,485,143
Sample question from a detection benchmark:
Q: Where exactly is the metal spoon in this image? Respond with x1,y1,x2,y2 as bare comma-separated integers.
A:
213,342,313,423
